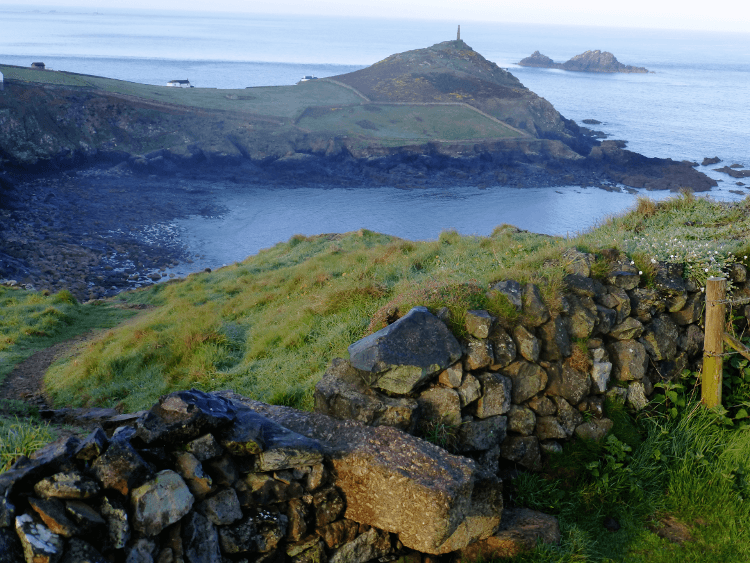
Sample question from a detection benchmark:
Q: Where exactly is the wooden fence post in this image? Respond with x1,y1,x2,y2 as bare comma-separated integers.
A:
702,277,726,408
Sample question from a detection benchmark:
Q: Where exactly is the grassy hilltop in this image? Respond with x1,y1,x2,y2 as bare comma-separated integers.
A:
4,194,750,561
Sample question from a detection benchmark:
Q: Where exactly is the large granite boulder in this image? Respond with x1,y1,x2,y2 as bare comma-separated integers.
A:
347,307,462,394
223,392,503,554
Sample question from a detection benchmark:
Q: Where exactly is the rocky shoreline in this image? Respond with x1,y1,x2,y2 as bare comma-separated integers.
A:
0,140,722,302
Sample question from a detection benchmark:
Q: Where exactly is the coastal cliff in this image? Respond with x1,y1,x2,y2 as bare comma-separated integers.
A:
0,41,706,193
519,50,649,73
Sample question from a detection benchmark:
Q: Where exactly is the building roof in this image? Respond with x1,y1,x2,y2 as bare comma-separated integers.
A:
168,79,190,84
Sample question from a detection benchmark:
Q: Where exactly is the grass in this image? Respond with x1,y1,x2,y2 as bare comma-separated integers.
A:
0,286,138,383
509,400,750,562
0,416,55,472
0,64,364,117
297,103,522,141
36,193,750,414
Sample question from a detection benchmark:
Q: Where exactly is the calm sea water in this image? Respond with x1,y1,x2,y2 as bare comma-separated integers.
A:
2,6,749,272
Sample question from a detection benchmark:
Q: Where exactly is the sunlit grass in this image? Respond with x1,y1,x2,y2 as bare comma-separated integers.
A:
43,194,750,414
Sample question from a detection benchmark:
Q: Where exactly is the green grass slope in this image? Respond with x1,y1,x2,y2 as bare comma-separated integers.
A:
3,194,750,561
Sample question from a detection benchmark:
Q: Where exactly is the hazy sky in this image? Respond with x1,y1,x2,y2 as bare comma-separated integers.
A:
3,0,749,33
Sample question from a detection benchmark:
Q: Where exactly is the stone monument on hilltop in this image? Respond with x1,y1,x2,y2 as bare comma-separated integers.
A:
457,25,461,40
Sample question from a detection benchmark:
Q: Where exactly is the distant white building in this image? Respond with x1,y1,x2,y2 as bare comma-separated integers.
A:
0,71,4,91
167,79,192,88
299,75,318,82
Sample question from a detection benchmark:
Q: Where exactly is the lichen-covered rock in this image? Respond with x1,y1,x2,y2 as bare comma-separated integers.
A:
534,417,567,440
184,433,224,462
502,361,548,404
312,487,345,528
318,519,359,549
182,511,222,563
463,338,494,371
512,325,540,363
417,387,462,427
565,294,598,339
489,326,517,368
641,315,679,361
34,471,100,500
545,363,590,405
130,470,194,536
173,451,214,500
100,496,130,549
347,306,462,394
0,527,24,563
28,497,79,537
609,317,644,340
457,373,481,408
92,439,152,497
315,358,418,432
538,316,571,361
328,527,392,563
490,280,522,311
135,389,237,445
629,288,665,322
222,408,324,471
553,397,582,437
201,488,242,526
606,270,640,290
227,394,493,555
472,372,513,418
286,499,308,542
590,360,612,394
627,382,649,411
562,249,593,277
465,310,495,339
679,324,705,356
456,416,508,451
459,508,560,560
608,340,648,381
596,305,617,334
526,395,556,417
671,292,704,325
73,428,108,462
522,283,550,328
574,418,613,441
500,436,541,470
438,363,463,388
15,513,64,563
507,405,536,436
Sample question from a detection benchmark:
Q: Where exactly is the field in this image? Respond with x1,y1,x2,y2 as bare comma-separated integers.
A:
0,64,364,117
297,103,522,141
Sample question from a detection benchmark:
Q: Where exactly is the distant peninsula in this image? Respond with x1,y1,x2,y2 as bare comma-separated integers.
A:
519,50,649,73
0,40,702,195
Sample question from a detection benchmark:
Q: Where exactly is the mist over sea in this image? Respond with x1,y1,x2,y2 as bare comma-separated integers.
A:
2,6,750,276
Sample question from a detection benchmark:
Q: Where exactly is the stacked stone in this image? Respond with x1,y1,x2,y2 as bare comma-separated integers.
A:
0,390,390,563
316,250,749,472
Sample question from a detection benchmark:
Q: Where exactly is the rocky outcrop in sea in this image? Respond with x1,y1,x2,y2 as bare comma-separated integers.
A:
519,50,649,73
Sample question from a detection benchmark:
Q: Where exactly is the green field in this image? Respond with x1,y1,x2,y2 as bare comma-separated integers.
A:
0,64,364,117
297,103,522,141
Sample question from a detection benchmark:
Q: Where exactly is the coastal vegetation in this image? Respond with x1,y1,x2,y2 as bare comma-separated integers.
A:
3,193,750,560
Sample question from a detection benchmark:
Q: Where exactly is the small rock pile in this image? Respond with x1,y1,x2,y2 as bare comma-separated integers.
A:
316,249,749,472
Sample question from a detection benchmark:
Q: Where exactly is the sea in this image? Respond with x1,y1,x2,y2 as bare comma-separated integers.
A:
2,6,750,276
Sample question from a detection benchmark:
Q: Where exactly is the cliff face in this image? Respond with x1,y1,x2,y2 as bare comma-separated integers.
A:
518,50,649,73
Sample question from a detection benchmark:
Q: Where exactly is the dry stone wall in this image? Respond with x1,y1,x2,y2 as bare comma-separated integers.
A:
0,389,529,563
316,249,750,472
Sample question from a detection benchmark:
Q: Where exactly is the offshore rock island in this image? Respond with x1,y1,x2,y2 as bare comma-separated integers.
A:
0,40,715,298
518,50,649,74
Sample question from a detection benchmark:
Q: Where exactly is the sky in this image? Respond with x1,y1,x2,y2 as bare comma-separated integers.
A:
2,0,749,33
